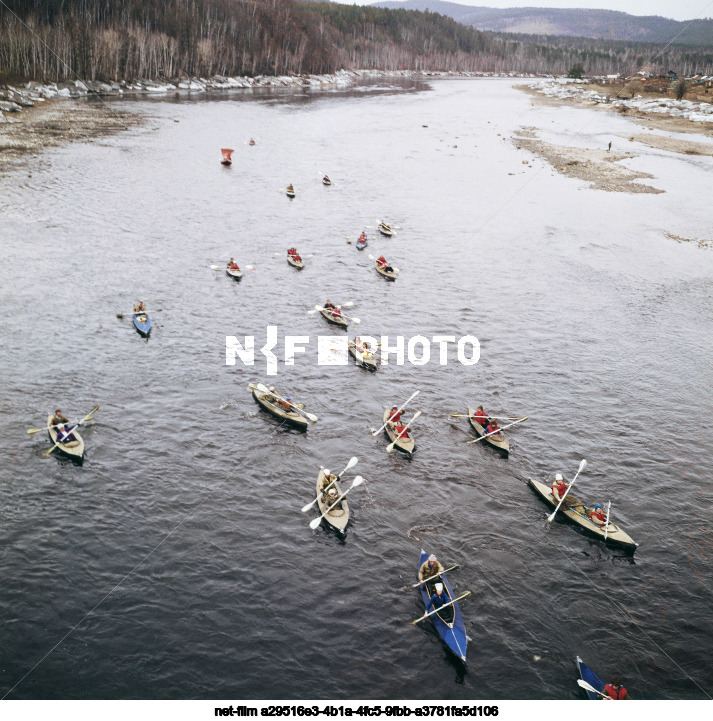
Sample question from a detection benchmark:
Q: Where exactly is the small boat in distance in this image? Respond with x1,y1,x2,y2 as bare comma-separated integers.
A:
378,221,393,237
226,258,242,280
287,248,304,269
286,184,296,198
221,148,234,165
356,231,368,250
249,138,255,146
47,415,85,463
132,303,151,337
322,175,331,186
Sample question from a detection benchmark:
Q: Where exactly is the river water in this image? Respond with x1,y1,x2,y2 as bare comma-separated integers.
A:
1,77,712,700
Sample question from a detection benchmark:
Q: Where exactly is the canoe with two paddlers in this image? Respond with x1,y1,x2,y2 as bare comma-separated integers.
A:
47,415,85,462
383,408,415,456
286,184,296,198
250,384,309,431
416,549,467,664
528,478,638,552
320,306,349,329
220,148,233,165
348,339,377,371
287,251,304,269
132,307,151,337
315,469,350,534
468,408,509,456
378,222,393,237
375,259,397,280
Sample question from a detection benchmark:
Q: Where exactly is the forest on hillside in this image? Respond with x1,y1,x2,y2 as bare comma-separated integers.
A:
1,0,711,83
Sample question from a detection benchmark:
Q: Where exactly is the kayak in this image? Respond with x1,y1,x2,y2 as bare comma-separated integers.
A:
467,408,509,456
287,254,304,269
320,307,349,329
576,656,605,700
286,187,296,198
356,238,368,250
133,312,151,337
47,415,85,463
221,148,233,165
378,222,393,237
322,176,331,186
375,260,397,280
315,469,350,534
417,549,467,664
383,408,415,456
226,267,243,280
348,340,377,372
528,478,638,552
250,386,309,431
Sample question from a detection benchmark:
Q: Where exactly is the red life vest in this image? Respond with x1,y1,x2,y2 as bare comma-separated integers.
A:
389,410,401,422
486,424,499,435
604,684,626,699
591,509,607,522
474,412,487,424
552,481,567,497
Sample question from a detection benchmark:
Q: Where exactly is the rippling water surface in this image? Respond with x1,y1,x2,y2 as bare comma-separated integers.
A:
1,78,712,700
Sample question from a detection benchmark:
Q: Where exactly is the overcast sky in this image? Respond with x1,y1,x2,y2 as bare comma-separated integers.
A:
358,1,713,22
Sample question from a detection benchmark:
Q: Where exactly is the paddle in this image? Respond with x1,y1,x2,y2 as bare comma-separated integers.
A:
387,410,421,453
450,413,523,420
301,457,358,512
411,564,459,587
604,500,612,541
576,679,609,699
309,476,364,529
371,390,420,437
43,404,99,456
466,417,528,444
28,404,100,435
411,591,472,625
116,309,163,319
547,459,587,523
252,383,318,423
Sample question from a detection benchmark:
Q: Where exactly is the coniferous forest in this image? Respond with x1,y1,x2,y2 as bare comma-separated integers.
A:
1,0,711,83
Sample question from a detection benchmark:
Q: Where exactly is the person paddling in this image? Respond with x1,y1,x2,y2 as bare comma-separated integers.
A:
275,395,294,413
604,676,628,699
388,406,402,423
418,554,444,584
484,420,500,436
423,582,448,617
393,420,409,439
590,504,607,526
551,473,567,501
134,301,146,314
228,258,240,271
51,409,77,443
474,405,489,426
358,231,367,243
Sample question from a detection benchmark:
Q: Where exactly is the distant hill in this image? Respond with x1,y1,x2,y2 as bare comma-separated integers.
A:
371,1,713,46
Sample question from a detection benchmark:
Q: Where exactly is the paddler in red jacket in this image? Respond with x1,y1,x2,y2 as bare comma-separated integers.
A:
474,405,489,426
484,420,500,436
393,420,409,439
551,473,567,501
604,676,628,699
388,406,402,423
590,504,607,526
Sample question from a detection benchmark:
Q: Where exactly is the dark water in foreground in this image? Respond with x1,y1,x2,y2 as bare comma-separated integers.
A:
1,78,712,700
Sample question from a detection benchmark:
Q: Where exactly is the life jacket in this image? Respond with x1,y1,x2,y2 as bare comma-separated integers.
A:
591,509,607,522
604,684,626,700
486,424,500,435
553,481,567,497
474,411,487,423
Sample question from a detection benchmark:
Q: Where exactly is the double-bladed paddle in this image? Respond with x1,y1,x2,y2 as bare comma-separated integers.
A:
466,416,528,444
386,410,421,452
368,254,400,273
301,457,358,512
309,305,360,324
28,403,100,436
371,390,420,437
309,476,364,529
116,309,163,319
547,459,587,522
411,591,472,625
576,679,609,699
450,413,523,420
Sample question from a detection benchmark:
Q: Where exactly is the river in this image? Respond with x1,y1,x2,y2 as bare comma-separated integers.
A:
1,77,712,700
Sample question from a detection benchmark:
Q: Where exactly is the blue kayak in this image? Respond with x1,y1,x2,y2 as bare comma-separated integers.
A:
133,312,151,337
577,656,605,699
356,239,368,250
417,549,467,663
